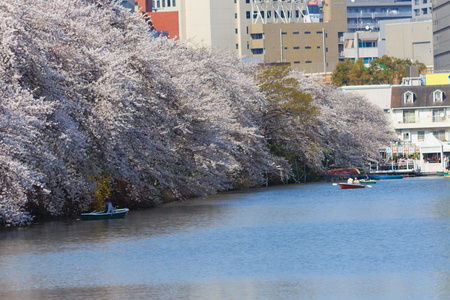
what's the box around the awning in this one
[420,135,443,154]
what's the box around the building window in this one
[306,61,312,63]
[403,91,415,103]
[162,0,165,7]
[433,90,444,102]
[433,130,446,141]
[433,109,445,122]
[305,31,311,34]
[422,8,427,14]
[415,0,420,4]
[235,28,238,34]
[251,33,263,39]
[251,48,264,55]
[235,13,238,19]
[293,46,300,49]
[246,0,250,3]
[403,110,415,123]
[418,131,425,142]
[305,46,311,49]
[316,31,323,34]
[294,61,300,64]
[247,42,249,49]
[236,43,239,49]
[402,132,410,141]
[246,11,250,19]
[293,31,299,34]
[414,9,420,16]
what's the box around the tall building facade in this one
[146,0,253,57]
[146,0,345,74]
[248,0,347,74]
[432,0,450,71]
[412,0,432,19]
[379,19,434,68]
[346,0,412,32]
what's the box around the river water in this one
[1,176,450,299]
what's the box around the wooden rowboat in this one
[81,208,129,221]
[360,179,376,184]
[369,175,403,180]
[339,183,365,189]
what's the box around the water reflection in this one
[1,177,450,299]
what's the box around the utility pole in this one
[280,29,283,62]
[323,28,326,74]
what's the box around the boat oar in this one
[332,183,338,185]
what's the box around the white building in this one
[340,82,450,173]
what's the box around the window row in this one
[403,90,445,103]
[403,130,446,142]
[153,0,175,8]
[402,109,447,124]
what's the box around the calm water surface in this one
[1,176,450,299]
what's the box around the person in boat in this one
[365,174,370,180]
[103,198,115,214]
[347,177,353,184]
[354,177,360,184]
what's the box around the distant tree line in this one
[0,0,395,226]
[332,56,427,86]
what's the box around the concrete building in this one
[143,0,347,74]
[432,0,450,71]
[248,0,347,74]
[342,31,379,66]
[412,0,432,19]
[346,0,412,33]
[378,19,434,68]
[143,0,253,57]
[338,85,392,112]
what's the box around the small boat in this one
[369,175,403,180]
[360,179,376,184]
[81,208,129,221]
[437,171,448,176]
[339,183,365,189]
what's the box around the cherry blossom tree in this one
[0,0,394,227]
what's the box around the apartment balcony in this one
[347,11,412,19]
[250,39,264,49]
[394,119,450,130]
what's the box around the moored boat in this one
[81,208,129,221]
[369,175,403,180]
[339,183,365,189]
[360,179,376,184]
